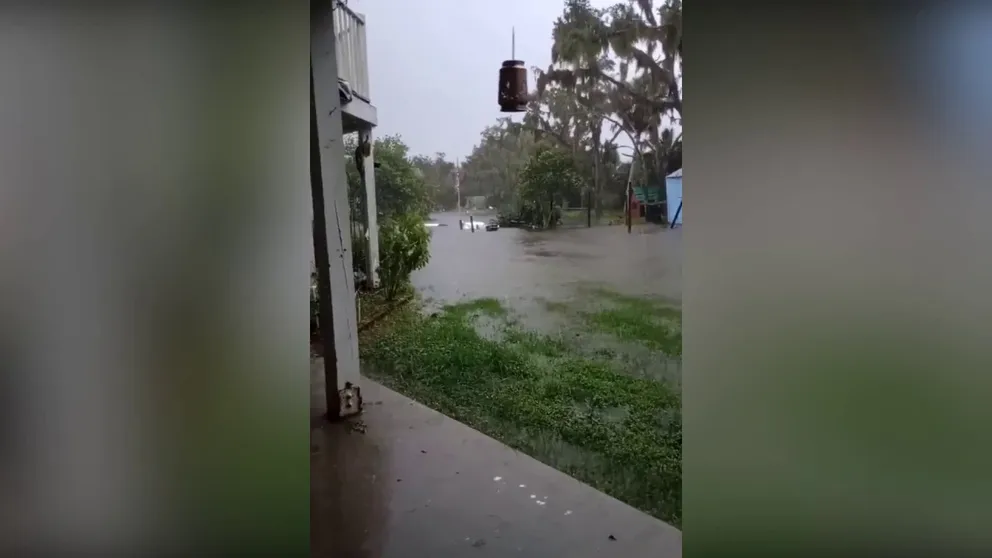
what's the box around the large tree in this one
[459,118,539,212]
[550,0,682,120]
[411,152,459,210]
[519,147,584,229]
[535,0,683,209]
[530,66,623,220]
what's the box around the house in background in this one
[631,184,665,224]
[666,168,682,226]
[465,195,487,211]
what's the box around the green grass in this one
[580,289,682,357]
[356,283,414,325]
[442,296,508,318]
[360,296,682,526]
[541,287,683,357]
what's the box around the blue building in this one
[666,168,682,226]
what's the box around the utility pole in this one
[587,187,592,228]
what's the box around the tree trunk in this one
[592,127,603,222]
[548,192,555,229]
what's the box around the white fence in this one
[334,1,370,101]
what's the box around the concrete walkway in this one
[311,361,682,557]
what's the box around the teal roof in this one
[633,186,663,203]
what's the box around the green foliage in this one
[342,134,434,281]
[361,298,682,526]
[519,148,583,229]
[575,289,683,356]
[525,0,682,215]
[350,226,369,280]
[345,134,433,222]
[410,152,459,210]
[460,118,540,211]
[377,212,431,300]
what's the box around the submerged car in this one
[458,219,485,231]
[485,219,499,232]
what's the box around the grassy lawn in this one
[359,289,682,526]
[356,283,415,328]
[571,287,682,357]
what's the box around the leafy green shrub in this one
[377,212,431,300]
[519,148,582,229]
[345,134,433,221]
[351,223,368,277]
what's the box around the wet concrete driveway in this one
[414,212,682,319]
[311,360,682,557]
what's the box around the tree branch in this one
[595,68,679,116]
[626,46,682,116]
[522,116,573,151]
[599,112,639,145]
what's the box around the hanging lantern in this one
[498,28,528,113]
[498,59,528,113]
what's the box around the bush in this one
[519,148,582,229]
[378,212,431,300]
[351,223,368,278]
[345,134,433,222]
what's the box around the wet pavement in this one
[311,359,683,557]
[414,212,682,325]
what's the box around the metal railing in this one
[334,1,370,102]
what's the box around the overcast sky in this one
[347,0,619,162]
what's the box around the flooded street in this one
[413,211,682,322]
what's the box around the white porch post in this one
[312,0,362,418]
[359,127,380,289]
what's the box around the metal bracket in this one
[338,382,363,417]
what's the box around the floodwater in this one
[414,211,682,320]
[414,212,683,386]
[311,221,685,557]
